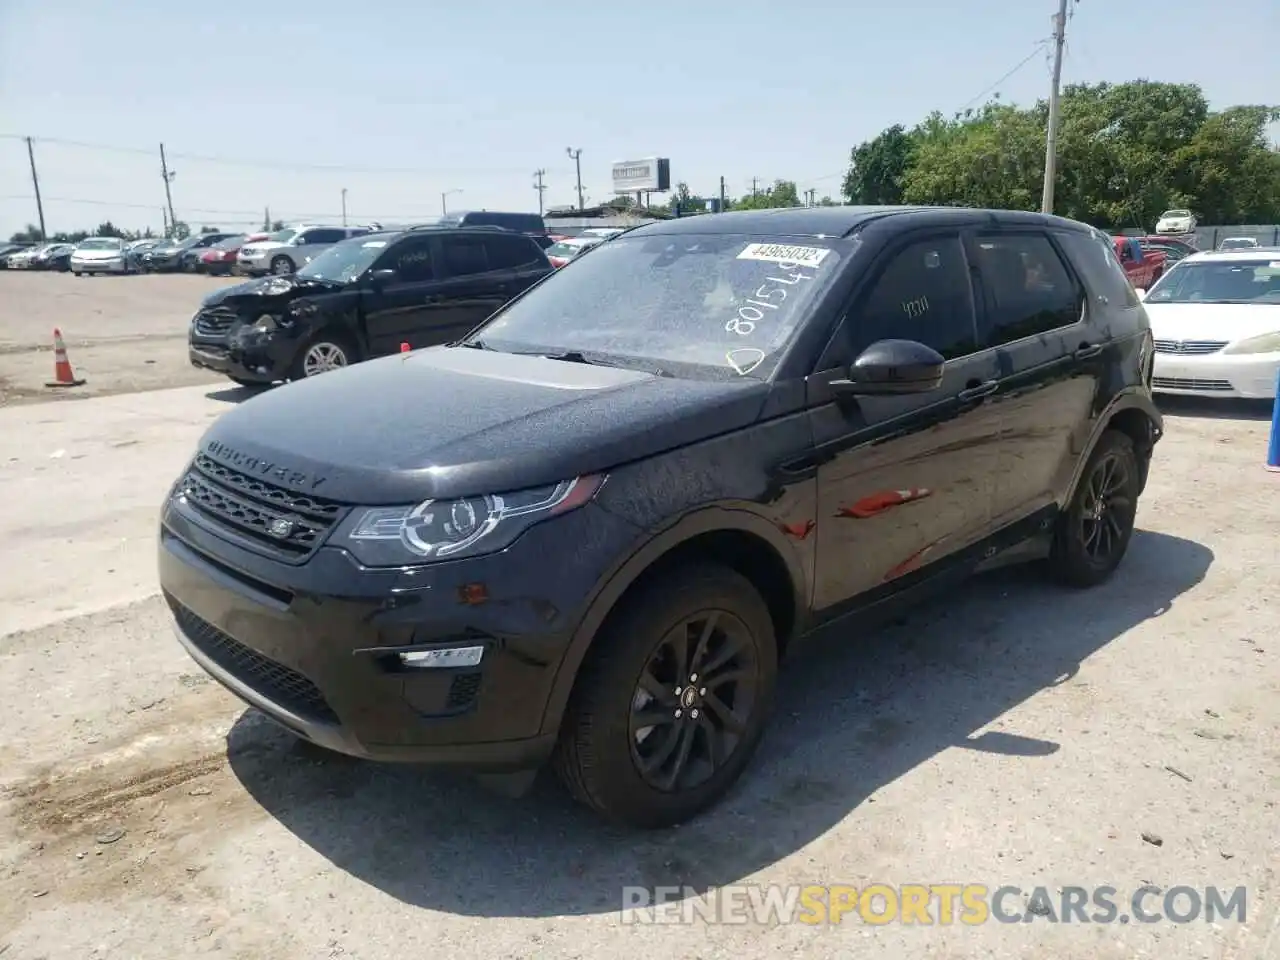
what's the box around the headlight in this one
[335,474,605,566]
[252,314,278,332]
[1222,331,1280,355]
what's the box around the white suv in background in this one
[237,224,372,276]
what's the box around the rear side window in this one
[442,235,490,277]
[484,234,545,270]
[304,228,347,244]
[852,234,979,360]
[1055,229,1140,309]
[970,232,1082,346]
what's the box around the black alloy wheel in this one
[554,563,777,829]
[1048,429,1140,587]
[628,609,760,794]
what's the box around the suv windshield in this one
[1145,259,1280,304]
[469,233,843,378]
[1162,210,1191,219]
[296,234,392,282]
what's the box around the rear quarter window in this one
[1054,229,1140,309]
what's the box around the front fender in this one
[537,503,809,738]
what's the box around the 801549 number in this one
[724,263,815,336]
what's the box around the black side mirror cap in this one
[831,338,946,396]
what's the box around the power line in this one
[957,39,1052,114]
[0,193,444,223]
[0,132,567,177]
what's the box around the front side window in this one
[388,237,435,282]
[851,235,977,360]
[970,232,1082,346]
[470,233,844,379]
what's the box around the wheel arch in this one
[539,506,807,737]
[1066,390,1163,504]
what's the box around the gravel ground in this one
[0,271,241,406]
[0,375,1276,958]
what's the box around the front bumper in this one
[189,331,296,383]
[1152,352,1280,399]
[144,255,184,272]
[73,258,127,273]
[158,485,635,769]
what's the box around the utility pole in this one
[159,143,177,236]
[24,136,46,241]
[751,177,759,198]
[263,206,270,231]
[719,175,726,212]
[532,168,547,217]
[1041,0,1070,215]
[566,147,584,211]
[341,188,348,226]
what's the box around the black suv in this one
[437,210,553,247]
[187,225,553,385]
[160,206,1162,828]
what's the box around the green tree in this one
[199,224,221,234]
[9,224,44,242]
[271,220,285,231]
[733,179,801,211]
[842,124,917,204]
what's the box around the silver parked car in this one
[236,224,372,276]
[70,236,130,275]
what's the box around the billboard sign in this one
[611,157,671,194]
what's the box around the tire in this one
[73,271,82,278]
[1047,430,1141,588]
[270,255,294,276]
[289,332,357,380]
[552,563,778,829]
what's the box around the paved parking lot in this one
[0,280,1277,959]
[0,272,241,406]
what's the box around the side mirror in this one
[831,339,946,396]
[369,268,398,288]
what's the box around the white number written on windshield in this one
[725,261,816,336]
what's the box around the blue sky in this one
[1,0,1277,238]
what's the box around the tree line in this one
[8,220,286,245]
[841,80,1280,229]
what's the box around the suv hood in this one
[200,273,341,309]
[1144,302,1280,342]
[197,347,769,504]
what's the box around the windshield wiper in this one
[457,338,493,350]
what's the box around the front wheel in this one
[553,563,778,828]
[290,333,357,379]
[270,255,294,276]
[1047,430,1141,588]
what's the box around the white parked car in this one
[1141,250,1280,399]
[70,236,130,275]
[5,243,52,269]
[237,224,371,277]
[1154,208,1197,235]
[1217,236,1259,251]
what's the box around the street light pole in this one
[341,188,348,226]
[566,147,584,211]
[441,188,462,216]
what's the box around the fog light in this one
[398,645,485,669]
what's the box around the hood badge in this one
[205,440,327,490]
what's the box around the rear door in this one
[431,233,513,333]
[964,228,1096,530]
[483,232,552,297]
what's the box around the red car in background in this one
[1111,235,1168,291]
[199,232,269,275]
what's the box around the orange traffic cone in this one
[400,342,411,353]
[45,328,86,387]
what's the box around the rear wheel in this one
[553,563,778,828]
[1047,430,1140,588]
[270,255,294,276]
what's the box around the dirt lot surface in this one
[0,272,241,406]
[1,283,1278,958]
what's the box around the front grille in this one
[194,305,240,337]
[1152,376,1234,392]
[168,597,337,724]
[1153,339,1227,355]
[179,452,346,558]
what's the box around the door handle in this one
[1074,342,1103,360]
[957,379,998,401]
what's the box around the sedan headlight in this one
[335,474,605,566]
[1222,331,1280,355]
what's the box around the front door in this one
[361,235,445,355]
[810,231,1006,615]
